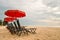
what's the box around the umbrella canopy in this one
[5,10,26,18]
[4,17,16,22]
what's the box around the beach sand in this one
[0,26,60,40]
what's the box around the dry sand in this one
[0,26,60,40]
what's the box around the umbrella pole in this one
[16,19,21,29]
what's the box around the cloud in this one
[34,19,60,26]
[42,0,60,7]
[0,0,60,26]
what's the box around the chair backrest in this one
[10,23,14,27]
[10,23,15,30]
[13,22,18,30]
[16,19,21,29]
[7,23,15,30]
[7,23,12,28]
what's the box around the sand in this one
[0,26,60,40]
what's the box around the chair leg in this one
[18,31,22,36]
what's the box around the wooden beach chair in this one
[6,23,16,34]
[16,19,37,36]
[6,19,37,36]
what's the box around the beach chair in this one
[16,19,37,36]
[6,19,37,36]
[6,23,16,34]
[28,28,36,34]
[14,19,29,36]
[13,21,22,35]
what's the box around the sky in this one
[0,0,60,27]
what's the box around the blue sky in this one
[0,0,60,27]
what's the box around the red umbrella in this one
[5,10,26,29]
[4,17,16,22]
[5,10,26,18]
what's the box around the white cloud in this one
[0,0,60,26]
[34,19,60,26]
[42,0,60,7]
[35,19,60,23]
[54,12,60,14]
